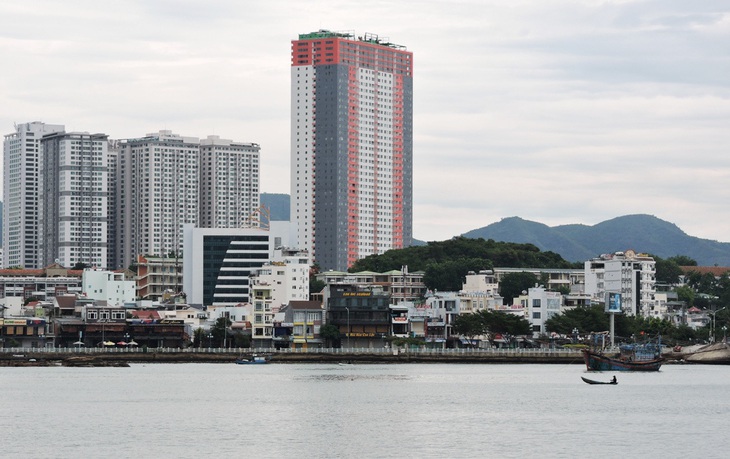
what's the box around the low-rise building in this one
[0,264,83,301]
[325,284,390,348]
[135,255,183,300]
[317,267,426,303]
[286,300,324,349]
[515,287,563,337]
[82,268,136,306]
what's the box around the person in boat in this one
[611,375,617,384]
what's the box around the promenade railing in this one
[0,346,583,357]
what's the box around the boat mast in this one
[610,313,615,348]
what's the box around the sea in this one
[2,362,729,459]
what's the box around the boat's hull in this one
[583,349,662,372]
[581,376,617,385]
[235,358,269,365]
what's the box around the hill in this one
[260,193,290,221]
[462,214,730,265]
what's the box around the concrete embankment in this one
[0,349,584,366]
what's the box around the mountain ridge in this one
[461,214,730,266]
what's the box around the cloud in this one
[1,0,729,248]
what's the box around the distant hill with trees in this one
[260,193,290,221]
[349,237,579,291]
[461,214,730,266]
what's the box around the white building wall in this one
[584,251,656,316]
[462,270,500,295]
[82,268,135,306]
[526,287,563,337]
[291,65,316,258]
[355,67,396,258]
[183,225,276,307]
[199,135,260,229]
[3,122,65,269]
[41,132,109,268]
[118,131,200,270]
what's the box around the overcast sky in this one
[2,0,729,243]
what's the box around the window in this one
[532,312,541,319]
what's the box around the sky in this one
[2,0,729,243]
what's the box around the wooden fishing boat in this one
[581,376,617,385]
[583,340,663,372]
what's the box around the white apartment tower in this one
[3,122,65,269]
[117,131,200,270]
[199,135,260,228]
[40,131,110,268]
[106,140,120,270]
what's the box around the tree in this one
[653,256,683,284]
[349,236,578,274]
[545,306,610,335]
[211,316,232,348]
[72,262,89,270]
[231,332,251,348]
[477,310,531,336]
[309,278,326,295]
[452,313,486,344]
[452,311,531,344]
[423,258,491,291]
[675,285,695,306]
[668,255,697,266]
[320,324,341,348]
[193,328,204,347]
[499,271,539,304]
[686,271,717,295]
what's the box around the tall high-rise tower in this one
[199,135,260,228]
[40,131,110,268]
[117,130,201,270]
[3,122,65,269]
[290,30,413,271]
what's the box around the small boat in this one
[235,354,270,365]
[581,376,617,385]
[583,340,663,372]
[338,361,354,366]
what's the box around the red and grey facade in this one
[290,30,413,271]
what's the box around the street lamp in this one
[345,307,350,349]
[710,307,726,343]
[208,333,213,348]
[723,326,728,342]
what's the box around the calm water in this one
[2,362,729,458]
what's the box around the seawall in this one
[0,348,585,366]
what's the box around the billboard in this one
[605,292,622,314]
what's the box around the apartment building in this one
[3,122,65,269]
[584,250,656,316]
[291,29,413,271]
[199,135,260,228]
[116,130,201,270]
[40,131,110,268]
